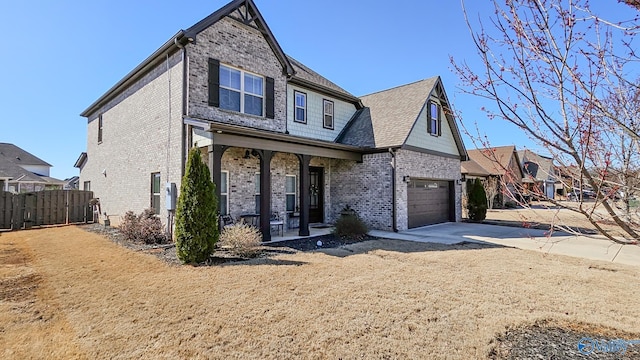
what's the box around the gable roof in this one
[0,143,51,167]
[335,108,376,148]
[466,146,522,177]
[0,160,46,183]
[353,77,467,158]
[286,56,361,105]
[518,150,555,182]
[81,0,294,118]
[461,158,491,177]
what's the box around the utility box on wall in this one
[166,182,177,210]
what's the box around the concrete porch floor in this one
[264,225,333,243]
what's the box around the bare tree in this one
[452,0,640,243]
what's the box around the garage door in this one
[407,179,452,228]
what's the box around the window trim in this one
[219,64,264,116]
[151,172,161,215]
[285,174,297,212]
[83,181,91,191]
[254,172,261,214]
[323,99,334,130]
[294,91,307,124]
[97,114,103,143]
[220,170,229,215]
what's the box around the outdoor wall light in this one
[403,176,411,183]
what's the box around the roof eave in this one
[289,76,363,108]
[80,30,187,118]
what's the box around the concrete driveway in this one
[369,222,640,266]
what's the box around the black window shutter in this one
[266,77,275,119]
[208,58,220,107]
[426,102,432,134]
[437,105,442,136]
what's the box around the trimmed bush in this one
[119,208,167,244]
[218,222,263,257]
[467,178,488,221]
[175,147,218,264]
[333,214,368,240]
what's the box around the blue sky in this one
[0,0,632,179]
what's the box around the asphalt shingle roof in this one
[335,108,376,148]
[466,146,518,176]
[360,77,439,148]
[0,143,51,167]
[461,158,491,176]
[287,56,357,100]
[518,150,555,182]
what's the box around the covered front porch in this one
[188,118,363,241]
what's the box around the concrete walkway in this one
[369,222,640,267]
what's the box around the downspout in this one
[174,36,188,178]
[390,148,398,232]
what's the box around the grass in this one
[1,226,639,359]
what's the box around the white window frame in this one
[285,175,297,212]
[294,91,307,123]
[151,172,161,215]
[429,102,439,136]
[220,170,229,215]
[255,172,261,214]
[323,99,334,130]
[219,64,264,116]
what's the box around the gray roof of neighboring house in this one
[0,161,46,182]
[360,77,439,148]
[518,150,555,182]
[0,143,51,167]
[461,158,491,177]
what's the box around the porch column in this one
[297,154,311,236]
[209,145,226,218]
[259,150,273,242]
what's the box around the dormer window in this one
[219,64,264,116]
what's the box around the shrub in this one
[175,147,218,264]
[218,222,263,257]
[119,208,167,244]
[333,214,368,240]
[467,178,488,221]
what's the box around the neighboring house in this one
[462,146,524,207]
[0,143,64,193]
[77,0,468,240]
[518,150,562,199]
[64,176,80,190]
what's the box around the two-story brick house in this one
[78,0,468,241]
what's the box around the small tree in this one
[175,147,218,264]
[467,178,488,222]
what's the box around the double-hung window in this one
[429,102,440,136]
[294,91,307,123]
[285,175,297,212]
[220,171,229,215]
[219,65,264,116]
[151,173,161,215]
[323,99,334,129]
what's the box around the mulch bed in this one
[489,320,640,359]
[80,224,373,266]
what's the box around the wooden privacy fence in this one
[0,190,94,230]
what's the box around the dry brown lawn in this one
[1,226,639,359]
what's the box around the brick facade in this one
[80,53,184,225]
[188,17,287,132]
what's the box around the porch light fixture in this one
[243,150,251,159]
[403,176,411,183]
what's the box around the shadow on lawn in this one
[318,239,507,258]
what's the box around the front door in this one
[309,167,324,223]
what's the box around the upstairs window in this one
[323,99,334,129]
[83,181,91,191]
[428,102,441,136]
[219,65,264,116]
[98,114,103,143]
[294,91,307,123]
